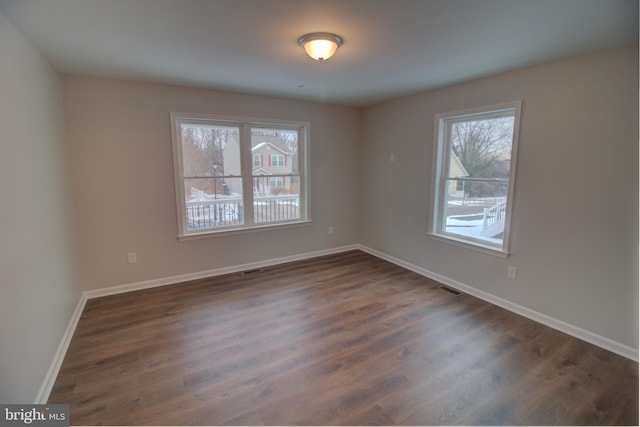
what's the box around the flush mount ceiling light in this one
[298,32,343,61]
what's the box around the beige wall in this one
[62,76,361,291]
[0,14,82,402]
[360,45,639,349]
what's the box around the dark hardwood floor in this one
[48,250,638,425]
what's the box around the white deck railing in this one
[253,195,300,224]
[186,195,299,229]
[482,200,506,236]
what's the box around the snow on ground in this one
[446,217,501,245]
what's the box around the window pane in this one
[251,128,298,176]
[448,116,514,179]
[184,177,243,230]
[253,176,300,224]
[180,123,240,177]
[443,180,508,247]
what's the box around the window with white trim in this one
[171,113,309,237]
[269,176,284,187]
[429,101,521,254]
[271,154,284,167]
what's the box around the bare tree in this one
[181,126,213,177]
[181,125,233,176]
[450,117,513,179]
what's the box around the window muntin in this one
[171,113,308,237]
[430,102,521,254]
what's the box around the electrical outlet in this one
[507,266,517,280]
[127,252,137,264]
[389,152,396,163]
[328,226,334,235]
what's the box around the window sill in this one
[178,220,312,241]
[427,232,510,258]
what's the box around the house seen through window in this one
[430,101,521,254]
[171,113,308,237]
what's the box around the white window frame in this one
[253,154,261,167]
[428,101,522,257]
[170,112,310,239]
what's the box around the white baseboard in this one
[34,292,87,404]
[84,244,360,300]
[357,244,638,362]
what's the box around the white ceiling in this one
[0,0,637,107]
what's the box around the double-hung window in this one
[271,154,285,167]
[170,112,309,238]
[429,101,521,255]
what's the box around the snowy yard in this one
[445,196,506,245]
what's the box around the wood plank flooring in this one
[48,250,638,425]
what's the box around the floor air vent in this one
[438,285,462,296]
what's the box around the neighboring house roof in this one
[253,167,272,175]
[450,152,469,177]
[252,136,292,155]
